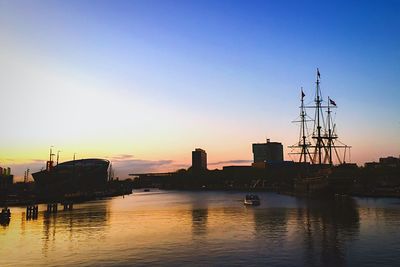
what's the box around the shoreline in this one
[3,186,400,208]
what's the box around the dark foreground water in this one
[1,190,400,266]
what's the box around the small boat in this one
[244,194,260,206]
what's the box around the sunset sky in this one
[1,0,399,180]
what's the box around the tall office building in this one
[192,148,207,171]
[252,139,283,163]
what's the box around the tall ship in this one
[288,69,354,196]
[32,148,112,195]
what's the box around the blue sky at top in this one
[0,0,399,178]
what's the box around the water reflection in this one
[42,202,109,234]
[297,198,359,266]
[192,209,208,236]
[5,192,400,267]
[249,197,360,266]
[37,202,110,257]
[252,208,289,237]
[186,192,211,237]
[0,219,10,227]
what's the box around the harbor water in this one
[1,190,400,266]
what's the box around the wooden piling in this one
[62,202,73,210]
[46,203,58,213]
[26,205,38,220]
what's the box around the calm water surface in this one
[1,190,400,266]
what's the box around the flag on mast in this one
[329,98,337,106]
[317,68,321,79]
[301,88,305,99]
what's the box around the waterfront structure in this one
[365,156,400,168]
[32,158,111,193]
[32,148,112,195]
[379,156,400,167]
[192,148,207,171]
[252,139,283,164]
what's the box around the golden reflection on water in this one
[1,191,400,266]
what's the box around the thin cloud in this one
[30,159,46,163]
[108,154,135,161]
[208,160,252,166]
[111,158,187,178]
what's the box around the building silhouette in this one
[252,139,283,164]
[0,167,13,191]
[379,156,400,167]
[192,148,207,171]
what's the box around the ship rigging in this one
[289,69,351,165]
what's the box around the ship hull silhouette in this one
[288,69,353,196]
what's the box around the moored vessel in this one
[244,194,260,206]
[287,69,353,196]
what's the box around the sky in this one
[0,0,399,181]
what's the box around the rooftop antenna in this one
[47,146,55,171]
[57,150,61,165]
[49,146,55,162]
[24,168,30,183]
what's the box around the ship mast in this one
[290,69,351,165]
[313,68,324,165]
[327,97,333,165]
[300,88,310,163]
[288,88,313,163]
